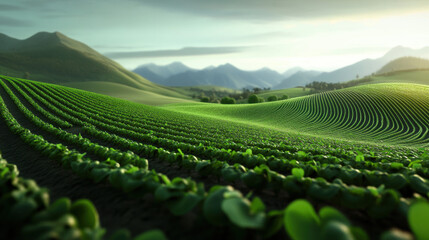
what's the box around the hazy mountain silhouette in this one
[276,46,429,88]
[158,63,284,89]
[282,66,305,78]
[313,46,429,83]
[133,62,194,85]
[274,70,322,89]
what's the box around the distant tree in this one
[267,95,278,102]
[248,94,259,103]
[253,87,262,94]
[356,74,359,79]
[23,72,30,79]
[221,97,236,104]
[200,97,210,102]
[258,97,264,103]
[280,95,289,100]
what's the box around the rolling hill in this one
[377,57,429,74]
[164,83,429,146]
[369,69,429,86]
[0,32,190,105]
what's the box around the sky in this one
[1,0,429,72]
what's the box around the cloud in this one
[0,16,31,27]
[134,0,429,21]
[0,4,24,11]
[105,46,248,59]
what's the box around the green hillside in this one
[370,69,429,85]
[62,81,194,106]
[377,57,429,74]
[164,83,429,147]
[0,32,190,104]
[1,75,429,239]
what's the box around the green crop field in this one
[1,75,429,240]
[165,83,429,147]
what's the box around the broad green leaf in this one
[245,149,253,155]
[168,193,202,216]
[9,199,38,223]
[319,207,350,226]
[203,186,233,226]
[321,221,354,240]
[408,201,429,240]
[221,197,266,229]
[297,151,307,158]
[350,227,370,240]
[292,168,304,179]
[70,199,99,229]
[284,199,320,240]
[134,230,168,240]
[32,197,71,222]
[250,197,265,214]
[355,152,364,162]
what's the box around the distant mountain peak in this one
[383,45,413,59]
[218,63,238,70]
[27,31,65,42]
[168,61,188,67]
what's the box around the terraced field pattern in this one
[1,75,429,240]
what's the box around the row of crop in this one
[79,112,429,185]
[0,79,148,169]
[81,124,429,220]
[9,78,86,127]
[1,78,72,129]
[0,155,166,240]
[275,87,429,145]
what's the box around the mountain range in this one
[134,63,284,89]
[134,46,429,90]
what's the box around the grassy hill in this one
[62,81,193,106]
[367,70,429,86]
[377,57,429,74]
[0,32,190,105]
[164,83,429,147]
